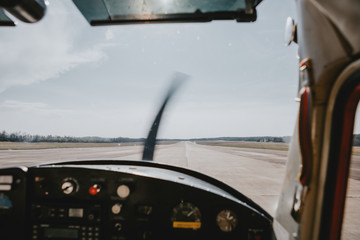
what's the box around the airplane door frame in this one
[318,61,360,239]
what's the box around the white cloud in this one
[0,1,108,92]
[105,28,115,40]
[0,100,74,115]
[0,100,48,110]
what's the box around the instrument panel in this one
[0,162,273,240]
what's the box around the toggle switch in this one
[89,184,101,196]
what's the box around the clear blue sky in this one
[0,0,302,139]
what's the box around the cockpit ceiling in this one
[72,0,262,26]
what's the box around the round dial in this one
[216,210,238,232]
[111,203,122,215]
[117,184,130,199]
[61,178,78,195]
[171,201,202,230]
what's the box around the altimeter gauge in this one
[216,209,238,232]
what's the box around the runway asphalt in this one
[0,141,358,238]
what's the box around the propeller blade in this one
[142,72,188,161]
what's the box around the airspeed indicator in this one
[171,201,202,230]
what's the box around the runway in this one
[0,142,286,214]
[0,141,358,238]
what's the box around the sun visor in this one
[72,0,262,26]
[0,8,15,26]
[0,0,47,24]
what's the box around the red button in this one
[89,184,100,195]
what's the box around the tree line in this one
[353,134,360,146]
[0,131,288,144]
[0,131,143,143]
[1,130,360,146]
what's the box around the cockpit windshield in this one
[0,0,297,217]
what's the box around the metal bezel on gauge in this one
[61,177,79,195]
[216,209,238,233]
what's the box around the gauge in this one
[61,178,79,195]
[171,201,202,230]
[61,181,74,194]
[117,184,130,199]
[216,210,238,232]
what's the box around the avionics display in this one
[43,228,78,239]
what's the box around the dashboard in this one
[0,160,273,240]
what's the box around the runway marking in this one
[184,142,189,168]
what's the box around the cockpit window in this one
[0,0,297,218]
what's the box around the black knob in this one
[114,222,122,232]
